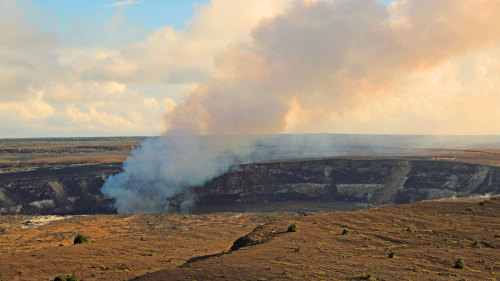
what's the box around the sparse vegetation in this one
[479,201,485,206]
[73,234,89,244]
[412,263,420,272]
[360,265,377,280]
[406,224,416,232]
[387,251,396,258]
[287,222,298,232]
[454,257,466,269]
[438,271,458,277]
[360,272,376,280]
[342,228,352,235]
[465,207,475,212]
[53,275,79,281]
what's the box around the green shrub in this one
[454,257,466,269]
[53,275,79,281]
[73,234,89,244]
[479,201,485,206]
[342,228,352,235]
[406,224,416,232]
[388,251,396,258]
[287,223,298,232]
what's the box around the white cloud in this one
[2,0,500,137]
[78,0,292,84]
[105,0,143,8]
[0,91,54,121]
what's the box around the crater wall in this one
[1,158,499,215]
[176,159,500,211]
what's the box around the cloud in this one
[2,0,500,137]
[0,2,62,102]
[105,0,143,8]
[0,91,54,121]
[162,0,500,136]
[80,0,292,84]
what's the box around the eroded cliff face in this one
[175,159,500,212]
[1,158,499,215]
[0,164,120,215]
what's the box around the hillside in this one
[0,196,498,280]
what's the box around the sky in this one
[1,0,499,137]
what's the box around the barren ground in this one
[0,197,498,281]
[0,139,499,280]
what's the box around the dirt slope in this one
[137,197,500,281]
[0,197,498,281]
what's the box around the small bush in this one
[73,234,89,244]
[465,207,475,212]
[54,275,79,281]
[412,263,419,272]
[360,272,376,280]
[388,251,396,258]
[454,257,466,269]
[472,241,481,248]
[360,265,377,281]
[406,224,416,232]
[287,223,298,232]
[342,228,352,235]
[479,201,485,206]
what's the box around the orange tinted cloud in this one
[164,0,500,135]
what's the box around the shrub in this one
[360,265,377,280]
[472,241,481,248]
[287,223,298,232]
[54,275,79,281]
[73,234,89,244]
[388,251,396,258]
[360,272,376,280]
[454,257,466,269]
[406,224,416,232]
[479,201,485,206]
[342,228,352,235]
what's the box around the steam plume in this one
[102,0,500,213]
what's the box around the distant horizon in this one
[2,132,500,140]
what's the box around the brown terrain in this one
[0,197,498,280]
[0,137,499,280]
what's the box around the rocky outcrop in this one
[0,164,120,215]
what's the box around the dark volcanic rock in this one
[0,164,120,215]
[178,159,500,212]
[1,157,500,215]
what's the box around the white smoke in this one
[101,0,500,214]
[101,135,255,214]
[100,134,342,213]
